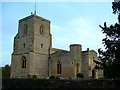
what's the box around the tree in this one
[98,1,120,78]
[0,67,2,78]
[2,64,10,78]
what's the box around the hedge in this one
[2,78,120,89]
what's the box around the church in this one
[11,13,103,79]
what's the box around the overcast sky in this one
[1,1,118,66]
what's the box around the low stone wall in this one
[2,78,120,89]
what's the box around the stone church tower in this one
[11,14,52,78]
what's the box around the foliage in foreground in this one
[76,73,84,79]
[2,78,120,89]
[95,1,120,78]
[2,64,10,78]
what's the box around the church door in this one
[92,68,96,78]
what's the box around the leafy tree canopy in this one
[98,1,120,78]
[2,64,10,78]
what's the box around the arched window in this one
[21,56,27,68]
[24,24,28,35]
[76,63,79,74]
[57,61,62,74]
[40,25,43,35]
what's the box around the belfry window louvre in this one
[40,25,43,35]
[24,24,28,35]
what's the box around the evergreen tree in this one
[98,1,120,78]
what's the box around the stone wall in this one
[51,50,75,79]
